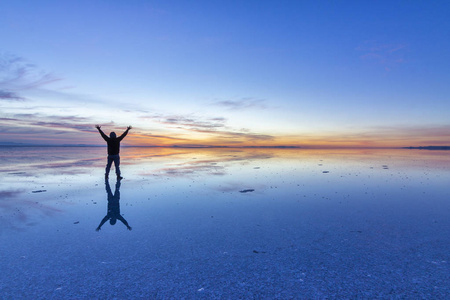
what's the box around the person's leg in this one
[114,155,121,178]
[105,156,113,178]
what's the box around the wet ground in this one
[1,147,449,298]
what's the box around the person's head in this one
[110,132,116,138]
[110,218,117,225]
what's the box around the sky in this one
[1,0,449,148]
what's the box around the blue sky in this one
[1,0,449,147]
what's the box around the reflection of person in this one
[95,125,132,180]
[96,179,132,231]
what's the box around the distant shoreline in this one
[1,144,449,150]
[0,144,402,149]
[403,146,450,150]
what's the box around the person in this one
[96,179,132,231]
[95,125,132,180]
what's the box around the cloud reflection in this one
[147,150,274,178]
[0,189,62,231]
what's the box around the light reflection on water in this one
[0,147,449,298]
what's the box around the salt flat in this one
[0,147,449,298]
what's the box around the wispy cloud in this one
[369,125,450,145]
[212,98,268,110]
[0,90,24,101]
[284,125,450,148]
[356,41,407,71]
[4,108,448,147]
[0,112,107,145]
[1,113,98,133]
[0,54,61,101]
[161,115,226,130]
[191,128,273,142]
[127,131,190,146]
[1,111,195,146]
[144,113,274,143]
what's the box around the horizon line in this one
[1,143,448,150]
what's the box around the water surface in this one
[1,147,449,298]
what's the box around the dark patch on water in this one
[31,190,47,193]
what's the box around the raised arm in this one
[117,126,132,141]
[95,125,109,142]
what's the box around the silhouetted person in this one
[96,179,132,231]
[95,125,132,180]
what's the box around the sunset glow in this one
[1,1,449,148]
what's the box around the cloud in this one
[124,131,192,146]
[371,125,450,145]
[0,54,61,101]
[131,131,189,142]
[159,115,227,130]
[149,113,274,142]
[1,110,197,146]
[212,98,268,110]
[1,113,98,133]
[356,41,407,70]
[0,90,25,101]
[190,128,274,142]
[285,125,450,148]
[0,112,108,146]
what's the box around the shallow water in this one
[0,146,449,298]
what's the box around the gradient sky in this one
[1,1,449,147]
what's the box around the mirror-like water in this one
[1,147,449,298]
